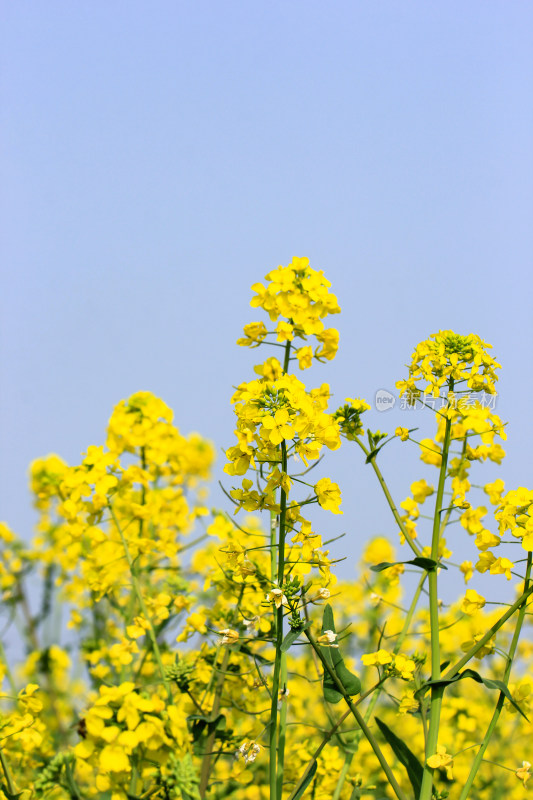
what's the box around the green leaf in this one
[321,605,361,704]
[322,648,342,704]
[292,759,318,800]
[281,622,311,653]
[322,604,335,632]
[375,717,424,798]
[410,557,447,571]
[321,605,342,704]
[0,788,25,800]
[370,558,447,573]
[369,561,402,573]
[333,658,361,697]
[365,446,384,463]
[189,713,226,742]
[417,669,529,721]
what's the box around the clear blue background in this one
[2,1,532,597]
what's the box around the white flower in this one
[245,743,261,764]
[266,585,287,608]
[310,587,331,603]
[317,629,339,648]
[235,741,261,765]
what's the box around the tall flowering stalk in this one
[395,333,502,800]
[225,257,344,799]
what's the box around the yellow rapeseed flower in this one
[314,478,342,515]
[427,745,454,780]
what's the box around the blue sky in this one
[2,1,532,596]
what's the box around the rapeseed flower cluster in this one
[74,682,190,796]
[238,256,340,367]
[396,330,501,402]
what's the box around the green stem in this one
[108,504,172,702]
[278,440,288,588]
[355,438,422,558]
[0,747,16,796]
[269,440,288,800]
[269,339,292,800]
[282,339,292,374]
[331,753,352,800]
[457,552,532,800]
[419,381,453,800]
[64,757,83,799]
[349,784,362,800]
[199,646,231,798]
[305,630,409,800]
[276,654,288,798]
[270,509,277,586]
[129,759,140,796]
